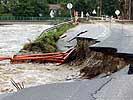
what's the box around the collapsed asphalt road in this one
[57,23,109,51]
[1,22,133,100]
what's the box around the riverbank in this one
[21,23,75,54]
[0,19,69,26]
[0,21,50,25]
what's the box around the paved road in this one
[57,23,109,51]
[0,78,112,100]
[90,23,133,56]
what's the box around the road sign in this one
[115,10,120,16]
[67,3,73,9]
[50,10,54,18]
[92,9,96,15]
[67,3,73,19]
[86,12,89,17]
[86,12,89,20]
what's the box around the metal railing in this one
[0,16,70,21]
[38,20,72,38]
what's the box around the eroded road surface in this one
[57,23,109,51]
[0,22,133,100]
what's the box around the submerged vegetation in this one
[22,24,75,53]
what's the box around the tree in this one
[72,0,98,15]
[47,0,70,4]
[0,0,124,18]
[0,0,10,14]
[12,0,49,17]
[102,0,119,16]
[0,2,4,14]
[47,0,57,4]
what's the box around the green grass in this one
[22,24,75,53]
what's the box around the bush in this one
[22,23,75,53]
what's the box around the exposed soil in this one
[73,38,128,79]
[80,51,127,79]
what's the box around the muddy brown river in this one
[0,24,80,94]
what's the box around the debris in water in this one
[11,78,24,91]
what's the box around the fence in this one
[0,16,70,21]
[38,20,72,38]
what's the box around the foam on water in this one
[0,24,80,94]
[0,24,52,56]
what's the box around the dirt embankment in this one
[20,23,75,54]
[74,38,127,79]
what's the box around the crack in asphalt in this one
[91,77,112,100]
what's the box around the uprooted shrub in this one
[21,24,75,53]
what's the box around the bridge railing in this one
[38,20,73,38]
[0,16,70,21]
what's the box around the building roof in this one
[48,4,62,10]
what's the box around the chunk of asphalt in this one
[68,30,88,42]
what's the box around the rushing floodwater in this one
[0,24,80,94]
[0,24,52,56]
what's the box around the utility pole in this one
[99,0,102,17]
[129,0,131,20]
[131,0,133,20]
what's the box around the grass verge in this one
[21,23,75,53]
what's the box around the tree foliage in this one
[0,0,48,16]
[0,0,125,17]
[12,0,48,17]
[72,0,98,15]
[102,0,120,16]
[0,3,4,14]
